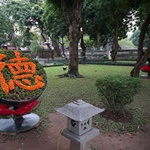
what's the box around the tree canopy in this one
[0,6,14,47]
[130,29,149,48]
[0,0,149,77]
[44,0,84,77]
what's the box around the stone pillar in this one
[70,141,90,150]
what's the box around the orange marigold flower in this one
[8,79,15,90]
[22,79,31,85]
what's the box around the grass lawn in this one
[34,64,150,133]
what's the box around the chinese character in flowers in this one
[0,51,45,94]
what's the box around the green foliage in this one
[93,109,148,133]
[45,0,61,8]
[30,39,45,55]
[2,0,46,47]
[84,0,131,46]
[33,65,150,132]
[46,0,77,9]
[0,8,13,46]
[130,29,149,47]
[119,38,136,48]
[95,75,142,112]
[42,3,68,38]
[83,0,110,44]
[84,36,95,49]
[90,145,97,150]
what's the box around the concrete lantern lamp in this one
[55,99,104,150]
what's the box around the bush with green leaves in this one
[95,75,142,112]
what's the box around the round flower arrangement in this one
[0,50,47,104]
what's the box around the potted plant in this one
[0,50,47,132]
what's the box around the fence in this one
[21,48,138,61]
[115,49,138,60]
[80,49,138,61]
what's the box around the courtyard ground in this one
[0,112,150,150]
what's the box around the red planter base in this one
[0,100,39,116]
[141,65,150,73]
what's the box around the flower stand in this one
[141,64,150,78]
[0,50,47,133]
[0,100,40,133]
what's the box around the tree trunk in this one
[59,37,67,59]
[130,39,150,77]
[148,52,150,76]
[51,36,61,57]
[80,28,86,63]
[61,0,84,77]
[96,32,101,50]
[111,14,119,62]
[130,12,150,77]
[40,27,54,60]
[68,25,79,76]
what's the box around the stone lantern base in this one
[62,127,99,150]
[70,141,91,150]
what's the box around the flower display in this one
[0,50,47,101]
[141,64,150,72]
[0,100,39,116]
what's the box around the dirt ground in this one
[0,112,150,150]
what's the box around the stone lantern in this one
[55,99,104,150]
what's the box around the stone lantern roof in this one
[55,99,104,121]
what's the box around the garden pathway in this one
[0,112,150,150]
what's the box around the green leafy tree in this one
[45,0,84,77]
[3,0,54,57]
[42,2,68,57]
[2,1,35,47]
[130,29,149,47]
[130,0,150,77]
[30,39,45,56]
[100,0,133,61]
[0,0,8,5]
[0,8,14,47]
[83,0,110,50]
[84,0,133,61]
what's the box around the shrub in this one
[95,75,142,112]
